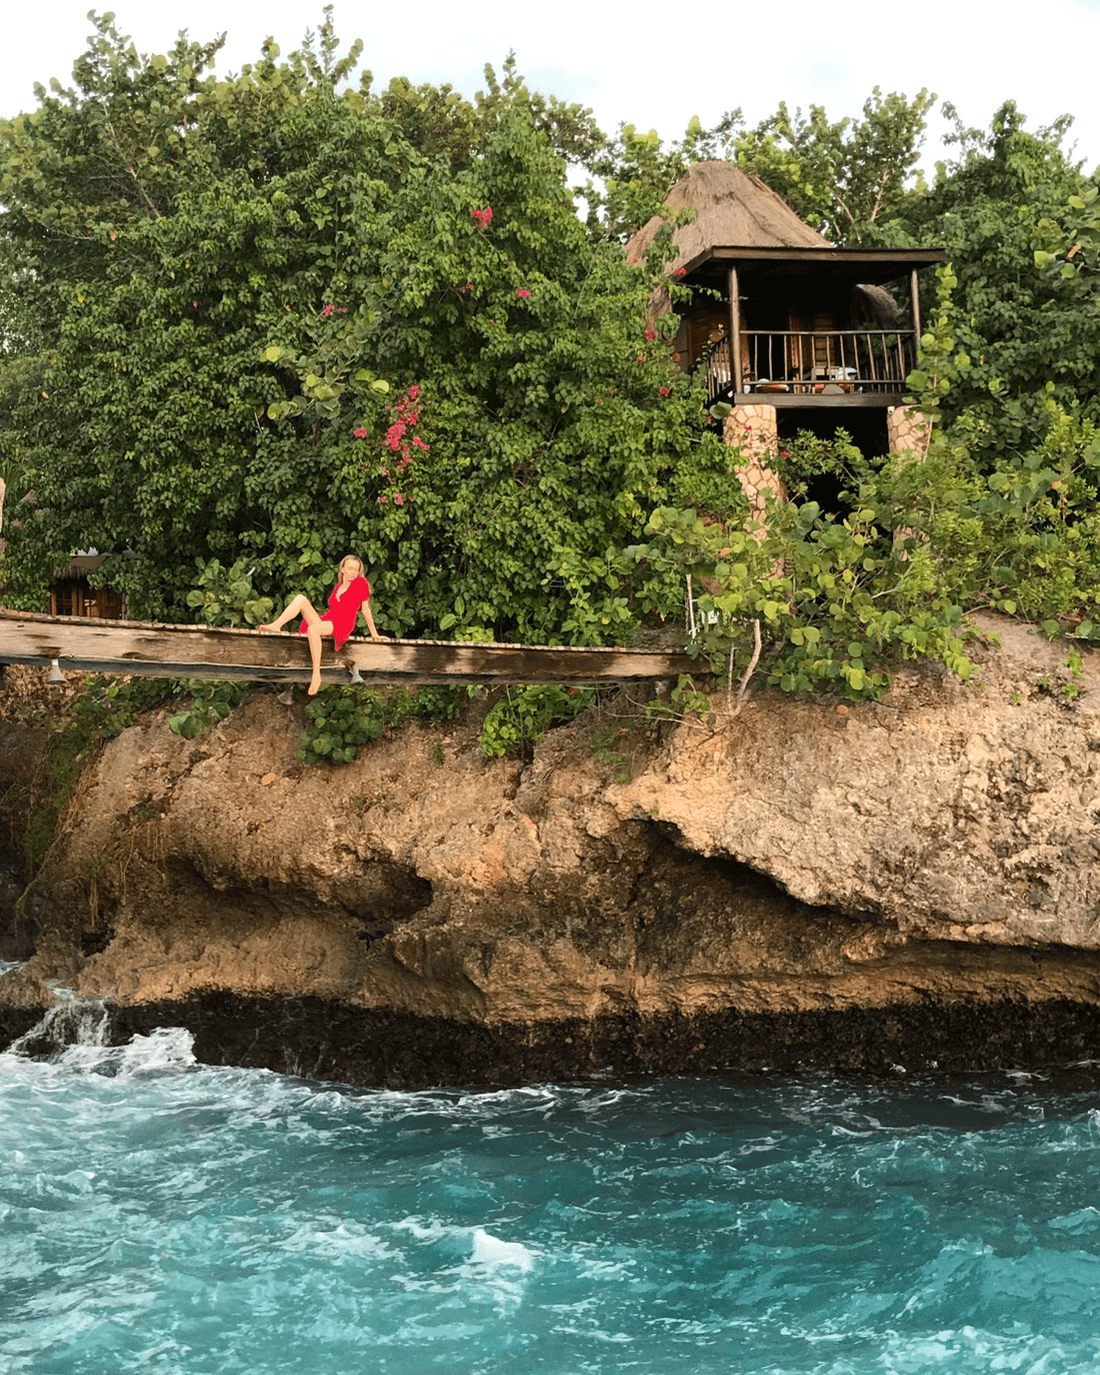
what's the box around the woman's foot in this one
[256,623,279,633]
[307,674,323,696]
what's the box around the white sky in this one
[3,0,1099,178]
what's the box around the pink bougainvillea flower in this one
[377,495,389,504]
[352,427,367,439]
[320,303,335,317]
[515,288,531,299]
[780,449,789,458]
[407,384,420,400]
[658,386,670,397]
[385,421,406,450]
[636,354,645,363]
[672,266,685,276]
[643,328,656,340]
[412,436,429,450]
[672,352,680,362]
[469,206,493,228]
[394,493,405,506]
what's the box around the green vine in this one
[298,685,466,765]
[166,680,251,740]
[479,684,599,759]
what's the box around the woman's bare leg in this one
[258,594,317,634]
[257,596,332,694]
[305,619,331,695]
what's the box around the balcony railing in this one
[699,330,917,404]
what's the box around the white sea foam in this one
[469,1227,534,1271]
[5,990,109,1059]
[113,1026,196,1074]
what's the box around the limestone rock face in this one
[609,614,1100,956]
[3,612,1100,1082]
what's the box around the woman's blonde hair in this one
[337,554,363,578]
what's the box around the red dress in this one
[298,575,370,652]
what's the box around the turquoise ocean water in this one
[4,986,1100,1373]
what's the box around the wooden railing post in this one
[728,266,743,395]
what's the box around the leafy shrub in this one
[298,685,466,765]
[479,684,598,759]
[186,558,274,629]
[166,680,252,739]
[70,677,177,741]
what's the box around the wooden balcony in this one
[700,330,917,408]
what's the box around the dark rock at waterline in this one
[47,994,1099,1087]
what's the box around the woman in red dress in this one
[259,555,383,695]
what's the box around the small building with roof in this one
[624,161,945,502]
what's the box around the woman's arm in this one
[361,595,384,641]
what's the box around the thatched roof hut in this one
[623,160,829,269]
[625,160,943,414]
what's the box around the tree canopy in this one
[0,11,719,638]
[4,13,1100,700]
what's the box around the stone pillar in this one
[723,404,787,540]
[887,404,932,459]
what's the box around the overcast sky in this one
[3,0,1098,178]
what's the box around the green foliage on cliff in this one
[0,12,717,644]
[298,684,465,764]
[4,17,1100,708]
[897,102,1100,465]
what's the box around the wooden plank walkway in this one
[0,609,697,688]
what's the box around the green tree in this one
[0,13,718,639]
[726,88,936,246]
[378,52,603,174]
[584,115,729,240]
[899,101,1100,464]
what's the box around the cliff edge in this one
[3,613,1100,1085]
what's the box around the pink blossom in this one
[394,493,405,506]
[352,427,367,439]
[643,329,656,340]
[470,206,493,228]
[672,267,685,277]
[385,421,406,450]
[320,303,335,318]
[408,384,420,400]
[658,386,670,397]
[377,495,389,504]
[412,436,429,450]
[515,288,531,299]
[636,354,645,364]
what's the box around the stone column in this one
[723,404,787,539]
[887,404,932,459]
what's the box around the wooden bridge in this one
[0,610,698,689]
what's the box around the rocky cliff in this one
[3,613,1100,1086]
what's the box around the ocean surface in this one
[4,984,1100,1373]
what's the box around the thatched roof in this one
[623,160,829,270]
